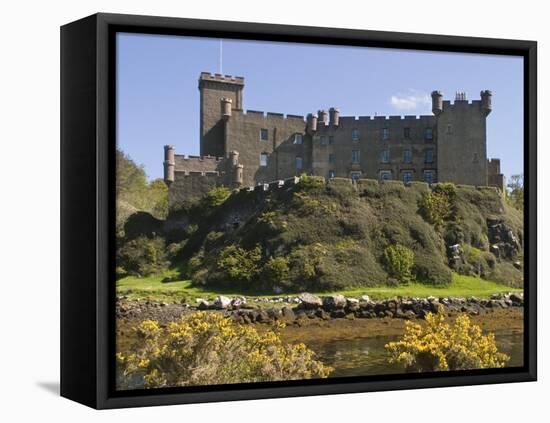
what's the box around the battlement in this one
[332,114,434,123]
[174,154,224,161]
[199,72,244,85]
[241,110,305,121]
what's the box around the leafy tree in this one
[507,173,524,212]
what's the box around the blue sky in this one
[117,33,524,181]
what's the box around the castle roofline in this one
[199,71,244,85]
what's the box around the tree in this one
[507,173,524,212]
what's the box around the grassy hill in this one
[118,176,523,294]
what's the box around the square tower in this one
[198,72,244,157]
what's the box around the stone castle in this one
[163,71,505,207]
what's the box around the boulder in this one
[281,306,295,320]
[322,294,347,311]
[298,292,323,309]
[196,299,210,310]
[213,295,232,310]
[230,296,246,309]
[360,295,371,303]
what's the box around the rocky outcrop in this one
[487,217,521,259]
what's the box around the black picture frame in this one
[60,12,537,409]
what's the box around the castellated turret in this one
[306,113,318,134]
[163,145,175,185]
[431,90,443,115]
[221,97,232,120]
[480,90,492,116]
[318,110,328,125]
[329,107,340,127]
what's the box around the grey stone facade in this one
[164,72,505,208]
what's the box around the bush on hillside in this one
[383,244,415,284]
[419,183,457,229]
[216,244,262,284]
[116,235,169,278]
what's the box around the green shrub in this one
[296,174,325,191]
[413,251,453,285]
[116,236,169,277]
[419,183,457,229]
[262,256,290,289]
[383,244,414,284]
[217,244,262,283]
[202,186,232,208]
[117,312,332,389]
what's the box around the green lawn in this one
[116,271,522,304]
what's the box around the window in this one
[446,124,453,135]
[403,149,412,164]
[425,127,433,140]
[350,172,361,181]
[380,170,391,181]
[425,148,434,163]
[328,153,335,163]
[329,136,335,145]
[320,135,329,145]
[295,156,303,170]
[404,127,411,139]
[328,170,336,178]
[424,170,435,184]
[352,128,360,141]
[260,153,268,167]
[403,171,413,183]
[382,127,389,140]
[260,128,268,141]
[380,149,390,164]
[351,150,360,164]
[293,133,303,144]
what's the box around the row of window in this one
[352,149,434,164]
[261,128,436,143]
[259,149,434,168]
[345,170,436,184]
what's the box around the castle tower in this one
[198,72,244,157]
[431,91,443,115]
[306,113,318,134]
[163,145,175,185]
[434,91,490,186]
[329,107,340,127]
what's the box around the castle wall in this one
[487,158,505,191]
[311,115,437,182]
[224,110,308,186]
[169,171,220,208]
[436,100,488,186]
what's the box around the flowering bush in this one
[117,312,332,389]
[385,305,509,371]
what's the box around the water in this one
[307,331,524,378]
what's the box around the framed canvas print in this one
[60,13,537,409]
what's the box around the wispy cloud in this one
[390,90,430,111]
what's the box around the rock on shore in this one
[116,292,524,324]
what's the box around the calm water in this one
[307,331,524,378]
